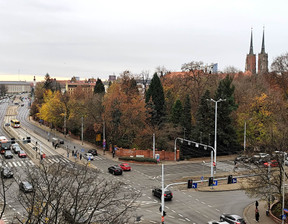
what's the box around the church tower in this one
[258,28,268,74]
[245,29,256,74]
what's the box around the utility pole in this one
[207,98,226,174]
[282,153,286,224]
[153,133,155,159]
[161,164,165,224]
[244,121,246,151]
[103,120,106,155]
[64,112,66,136]
[81,116,83,145]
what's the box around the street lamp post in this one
[282,153,286,224]
[207,98,226,174]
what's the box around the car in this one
[1,167,13,178]
[11,143,20,150]
[59,139,64,144]
[263,159,279,167]
[19,181,33,193]
[84,153,94,161]
[13,145,21,154]
[4,150,13,159]
[4,123,10,127]
[220,214,246,224]
[108,165,123,175]
[208,221,229,224]
[119,163,131,171]
[152,188,173,201]
[18,150,27,158]
[21,104,24,107]
[88,149,98,156]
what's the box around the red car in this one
[264,160,279,167]
[18,150,27,158]
[119,163,131,171]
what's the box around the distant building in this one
[245,28,268,75]
[0,81,32,94]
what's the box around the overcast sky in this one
[0,0,287,82]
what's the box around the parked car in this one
[18,150,27,158]
[88,149,98,156]
[208,221,229,224]
[152,188,173,201]
[119,163,131,171]
[84,153,94,161]
[220,214,246,224]
[4,123,10,127]
[4,150,13,159]
[108,165,123,175]
[59,139,64,144]
[1,167,13,178]
[11,143,20,150]
[252,153,269,165]
[263,159,279,167]
[19,181,33,193]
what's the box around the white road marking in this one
[179,213,183,217]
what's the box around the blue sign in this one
[201,176,204,180]
[81,148,85,152]
[213,180,218,186]
[192,183,198,189]
[88,157,91,161]
[284,208,288,213]
[232,178,237,184]
[282,214,286,220]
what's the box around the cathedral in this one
[245,28,268,75]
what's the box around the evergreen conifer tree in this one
[94,78,105,94]
[145,73,165,126]
[171,99,183,125]
[214,75,239,154]
[181,95,192,138]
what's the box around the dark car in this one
[88,149,98,156]
[4,150,13,159]
[4,123,10,127]
[152,188,173,201]
[108,165,123,175]
[220,214,246,224]
[1,167,13,178]
[19,181,33,193]
[59,139,64,144]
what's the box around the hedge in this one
[119,157,158,163]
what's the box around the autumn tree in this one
[103,76,147,148]
[0,84,7,96]
[38,90,66,129]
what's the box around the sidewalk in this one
[243,200,274,224]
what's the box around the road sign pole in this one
[161,164,164,223]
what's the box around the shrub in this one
[119,157,158,163]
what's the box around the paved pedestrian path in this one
[243,200,275,224]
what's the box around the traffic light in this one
[227,175,233,184]
[11,138,15,144]
[208,177,214,186]
[163,211,166,216]
[26,137,31,143]
[187,179,193,188]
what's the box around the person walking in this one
[255,200,259,208]
[255,207,260,222]
[80,154,82,160]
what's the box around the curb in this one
[243,202,253,224]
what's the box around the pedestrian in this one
[80,154,82,160]
[67,152,69,158]
[255,208,260,222]
[255,200,259,208]
[112,150,115,158]
[72,150,74,156]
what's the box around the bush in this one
[119,157,158,163]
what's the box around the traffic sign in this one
[232,178,237,183]
[213,162,216,167]
[213,180,218,186]
[282,214,286,220]
[192,183,198,189]
[201,176,204,180]
[284,208,288,213]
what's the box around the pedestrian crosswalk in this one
[1,160,34,168]
[0,154,104,168]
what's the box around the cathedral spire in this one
[249,28,254,55]
[261,27,265,54]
